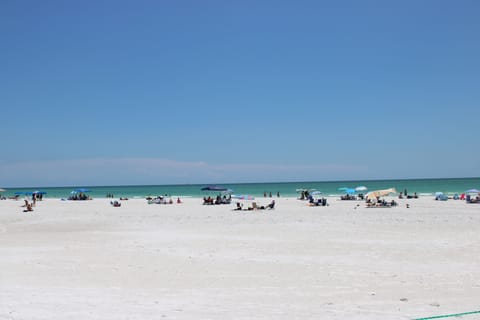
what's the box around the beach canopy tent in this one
[70,189,91,196]
[15,191,35,195]
[201,185,229,192]
[366,188,397,199]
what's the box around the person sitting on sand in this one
[234,202,243,210]
[23,202,33,212]
[266,200,275,209]
[110,200,121,207]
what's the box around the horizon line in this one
[4,176,480,190]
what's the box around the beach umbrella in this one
[232,194,255,200]
[466,189,480,194]
[435,192,444,197]
[296,188,316,192]
[366,188,397,199]
[75,188,91,193]
[355,186,368,192]
[338,187,355,194]
[311,191,322,195]
[221,189,234,195]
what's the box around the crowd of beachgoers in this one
[3,185,480,214]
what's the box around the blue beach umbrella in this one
[338,187,355,194]
[75,188,91,193]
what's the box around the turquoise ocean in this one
[3,177,480,199]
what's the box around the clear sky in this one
[1,0,479,187]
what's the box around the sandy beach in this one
[1,196,479,319]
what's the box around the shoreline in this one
[2,177,479,200]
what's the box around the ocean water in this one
[3,177,480,199]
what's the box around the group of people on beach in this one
[147,195,182,204]
[365,199,398,208]
[68,193,91,201]
[263,191,280,198]
[234,200,275,211]
[203,195,231,205]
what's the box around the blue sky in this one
[1,0,479,187]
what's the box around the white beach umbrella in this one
[0,188,6,192]
[466,189,480,194]
[355,186,368,192]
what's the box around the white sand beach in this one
[1,196,479,319]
